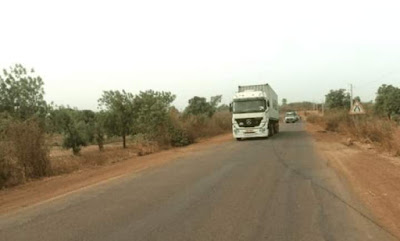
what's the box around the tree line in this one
[0,64,230,187]
[324,87,400,119]
[282,86,400,120]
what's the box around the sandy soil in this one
[0,133,233,215]
[306,123,400,237]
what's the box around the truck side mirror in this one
[229,103,233,112]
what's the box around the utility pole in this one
[350,84,354,110]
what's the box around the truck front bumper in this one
[233,126,269,139]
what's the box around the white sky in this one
[1,0,400,110]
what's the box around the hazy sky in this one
[1,0,399,110]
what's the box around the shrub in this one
[182,111,231,140]
[308,109,399,152]
[345,116,395,150]
[166,108,194,147]
[54,108,89,155]
[169,128,191,147]
[0,141,24,188]
[6,119,51,179]
[212,111,232,131]
[324,111,348,132]
[0,119,50,188]
[62,122,88,155]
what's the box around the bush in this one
[62,121,88,155]
[324,111,348,132]
[0,119,50,188]
[165,108,194,147]
[308,110,398,152]
[212,111,232,131]
[344,116,395,150]
[0,142,23,188]
[169,128,191,147]
[6,119,50,178]
[182,111,231,140]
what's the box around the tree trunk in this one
[98,142,104,151]
[122,134,126,148]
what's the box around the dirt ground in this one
[306,123,400,237]
[0,133,233,215]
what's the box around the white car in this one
[284,112,299,123]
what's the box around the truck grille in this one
[235,118,263,127]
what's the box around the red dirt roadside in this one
[0,134,233,215]
[306,123,400,238]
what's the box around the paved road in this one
[0,123,396,241]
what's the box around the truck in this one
[231,84,279,140]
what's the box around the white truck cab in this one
[231,84,279,140]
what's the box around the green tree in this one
[375,84,400,119]
[210,95,222,110]
[184,95,222,117]
[79,110,96,143]
[44,103,61,134]
[282,98,288,106]
[325,89,351,109]
[98,90,135,148]
[184,96,210,116]
[93,111,108,151]
[54,107,88,155]
[134,90,176,141]
[0,64,48,120]
[217,104,230,112]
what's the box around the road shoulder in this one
[306,122,400,238]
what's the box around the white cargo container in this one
[231,84,279,140]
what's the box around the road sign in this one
[350,101,366,115]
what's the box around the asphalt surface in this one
[0,123,397,241]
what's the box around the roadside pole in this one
[350,84,354,110]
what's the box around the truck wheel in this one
[268,123,274,137]
[236,138,242,141]
[275,123,279,133]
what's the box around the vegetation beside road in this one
[0,64,231,188]
[306,111,399,154]
[305,85,400,155]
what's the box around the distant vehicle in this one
[230,84,279,140]
[284,111,300,123]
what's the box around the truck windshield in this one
[233,99,266,113]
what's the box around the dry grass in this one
[0,141,23,187]
[0,120,51,188]
[50,140,160,175]
[307,110,400,154]
[305,113,324,125]
[183,111,231,140]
